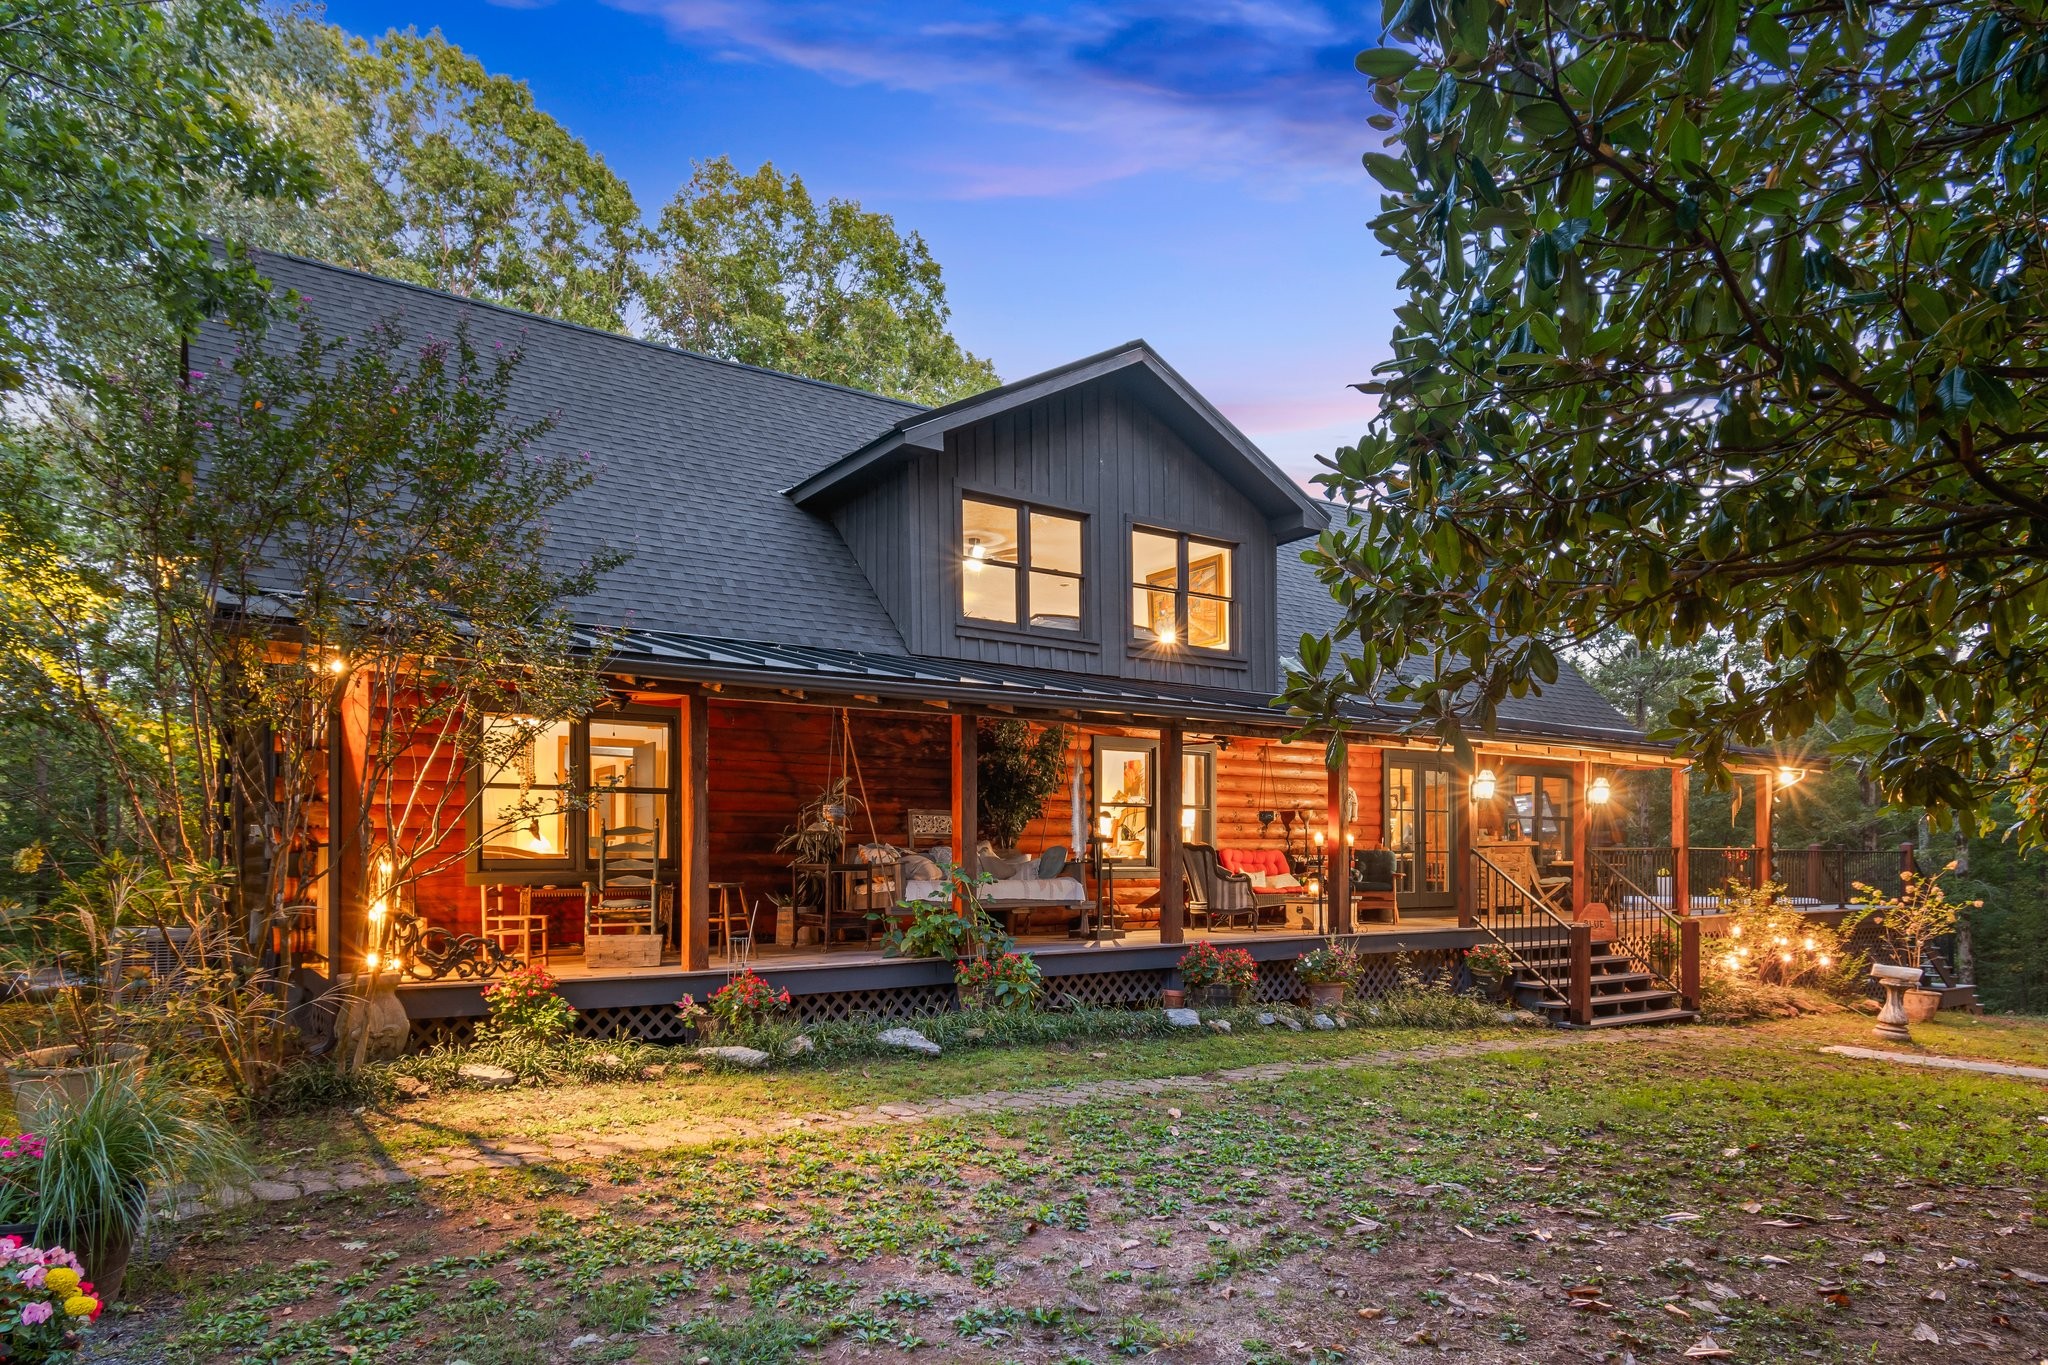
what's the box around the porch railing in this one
[1586,847,1690,999]
[1682,845,1907,909]
[1470,846,1573,1009]
[1689,846,1760,900]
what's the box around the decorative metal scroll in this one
[389,910,523,981]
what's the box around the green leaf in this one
[1361,153,1419,193]
[1934,367,1974,415]
[1355,47,1420,77]
[1747,13,1792,68]
[1955,16,2011,86]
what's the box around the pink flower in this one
[21,1300,52,1325]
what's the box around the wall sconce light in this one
[1471,767,1497,801]
[1587,775,1612,806]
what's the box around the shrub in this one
[479,965,576,1043]
[1296,942,1363,987]
[0,1236,101,1356]
[0,1133,44,1226]
[873,867,1010,961]
[1178,941,1257,994]
[1705,880,1861,992]
[1843,862,1980,968]
[389,1034,667,1090]
[702,969,792,1034]
[955,951,1042,1009]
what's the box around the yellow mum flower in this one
[42,1268,78,1295]
[63,1294,97,1318]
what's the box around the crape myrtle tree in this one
[10,315,616,1088]
[1283,0,2048,836]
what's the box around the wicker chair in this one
[1180,842,1258,931]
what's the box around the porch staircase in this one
[1504,934,1698,1029]
[1914,945,1980,1012]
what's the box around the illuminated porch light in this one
[1471,767,1497,801]
[1587,775,1612,805]
[1776,765,1806,788]
[325,655,348,675]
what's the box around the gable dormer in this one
[788,343,1326,694]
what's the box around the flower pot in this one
[1470,970,1509,1002]
[1197,984,1237,1009]
[83,1226,134,1306]
[1306,981,1345,1008]
[1160,989,1185,1009]
[1903,987,1942,1024]
[6,1044,148,1131]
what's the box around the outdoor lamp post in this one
[1311,829,1327,934]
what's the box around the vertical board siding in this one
[825,378,1279,691]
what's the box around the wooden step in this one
[1576,1007,1698,1029]
[1531,987,1682,1013]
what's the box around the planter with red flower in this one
[1295,943,1363,1008]
[478,964,576,1043]
[955,951,1043,1011]
[1462,942,1515,1001]
[693,968,794,1041]
[1177,941,1258,1008]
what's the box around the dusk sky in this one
[316,0,1400,482]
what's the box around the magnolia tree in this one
[10,312,616,1089]
[1286,1,2048,837]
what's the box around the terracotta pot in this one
[6,1044,148,1132]
[84,1227,134,1306]
[1160,989,1186,1009]
[1306,981,1345,1008]
[1903,987,1943,1024]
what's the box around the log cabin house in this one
[211,253,1843,1046]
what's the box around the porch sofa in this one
[1218,848,1306,923]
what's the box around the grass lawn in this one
[97,1009,2048,1364]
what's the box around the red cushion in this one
[1218,848,1290,877]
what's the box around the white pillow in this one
[1244,870,1268,888]
[1268,872,1302,890]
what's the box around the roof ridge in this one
[249,249,932,412]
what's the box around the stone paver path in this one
[1821,1043,2048,1083]
[228,1032,1604,1209]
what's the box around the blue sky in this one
[317,0,1400,481]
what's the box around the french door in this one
[1385,757,1456,912]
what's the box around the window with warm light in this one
[1130,527,1234,650]
[478,710,678,873]
[1502,768,1572,868]
[480,715,573,864]
[961,496,1084,632]
[1091,737,1214,870]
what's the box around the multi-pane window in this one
[961,496,1084,632]
[1131,528,1234,650]
[1386,759,1454,906]
[1504,770,1572,868]
[1092,737,1215,871]
[478,712,677,872]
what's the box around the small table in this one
[793,862,899,950]
[710,882,751,960]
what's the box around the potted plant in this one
[0,1133,46,1241]
[1295,943,1362,1008]
[956,951,1043,1011]
[1463,942,1514,1001]
[1845,862,1978,1026]
[478,964,576,1043]
[33,1068,247,1304]
[0,1235,103,1357]
[977,720,1071,855]
[1178,941,1257,1008]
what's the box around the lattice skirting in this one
[408,1018,478,1050]
[1346,945,1458,1000]
[1047,968,1169,1009]
[575,1003,698,1042]
[791,984,958,1024]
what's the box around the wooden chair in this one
[1474,840,1570,918]
[710,882,751,962]
[481,887,547,966]
[587,817,662,944]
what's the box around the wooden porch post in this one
[1679,919,1702,1010]
[1158,723,1185,944]
[1453,761,1475,928]
[334,676,370,972]
[951,716,979,879]
[1567,921,1595,1025]
[1327,739,1352,935]
[680,692,711,973]
[1670,765,1691,917]
[1572,759,1592,917]
[1754,771,1774,887]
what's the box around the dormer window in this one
[1132,527,1234,651]
[961,496,1084,632]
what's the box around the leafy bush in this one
[955,951,1042,1009]
[1296,942,1363,987]
[1844,862,1979,968]
[1358,985,1505,1030]
[390,1034,667,1090]
[1178,941,1256,994]
[700,969,792,1034]
[873,868,1010,961]
[1705,880,1862,991]
[479,964,575,1042]
[977,719,1071,850]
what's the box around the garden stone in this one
[782,1034,815,1057]
[1255,1012,1278,1026]
[638,1064,667,1080]
[1206,1018,1232,1033]
[1163,1008,1201,1028]
[457,1063,518,1089]
[1311,1014,1337,1031]
[568,1334,604,1349]
[391,1074,430,1099]
[696,1045,772,1069]
[877,1027,940,1057]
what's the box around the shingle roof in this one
[210,252,1646,747]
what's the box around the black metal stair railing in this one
[1586,847,1685,995]
[1469,847,1575,1003]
